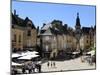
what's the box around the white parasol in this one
[21,51,38,56]
[87,50,95,56]
[72,52,80,54]
[12,62,22,66]
[12,53,22,58]
[18,54,39,60]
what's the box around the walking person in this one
[47,61,50,68]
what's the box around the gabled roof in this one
[12,13,18,25]
[22,17,36,29]
[41,23,52,30]
[41,27,53,36]
[12,13,36,29]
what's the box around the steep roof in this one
[12,13,36,29]
[82,27,91,34]
[41,23,52,30]
[41,27,53,36]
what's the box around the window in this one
[14,34,16,42]
[28,24,31,27]
[87,36,88,38]
[19,35,21,43]
[27,30,31,36]
[87,40,88,43]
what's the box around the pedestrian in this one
[29,69,31,74]
[47,61,49,68]
[22,67,25,73]
[38,64,41,73]
[89,56,93,65]
[53,62,55,68]
[32,62,35,73]
[28,63,32,74]
[51,61,52,67]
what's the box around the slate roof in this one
[40,20,75,36]
[82,27,91,34]
[41,23,52,30]
[12,13,36,29]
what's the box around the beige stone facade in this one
[80,35,91,50]
[12,27,24,50]
[12,13,37,51]
[23,26,37,50]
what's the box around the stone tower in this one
[75,13,81,51]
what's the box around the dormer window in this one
[28,24,31,27]
[27,21,32,27]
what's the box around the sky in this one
[12,1,96,29]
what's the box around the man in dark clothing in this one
[22,67,25,73]
[47,62,49,68]
[53,62,56,68]
[51,61,52,67]
[38,64,41,73]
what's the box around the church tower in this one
[75,12,81,30]
[75,12,82,51]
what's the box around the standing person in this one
[38,64,41,73]
[32,62,35,73]
[47,61,49,68]
[51,61,52,67]
[22,67,25,73]
[53,61,55,68]
[28,62,32,74]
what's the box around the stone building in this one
[39,20,77,58]
[38,13,96,58]
[80,26,95,51]
[12,27,24,51]
[12,10,37,52]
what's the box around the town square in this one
[11,1,96,74]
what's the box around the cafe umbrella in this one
[12,53,22,58]
[18,54,39,60]
[12,62,22,66]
